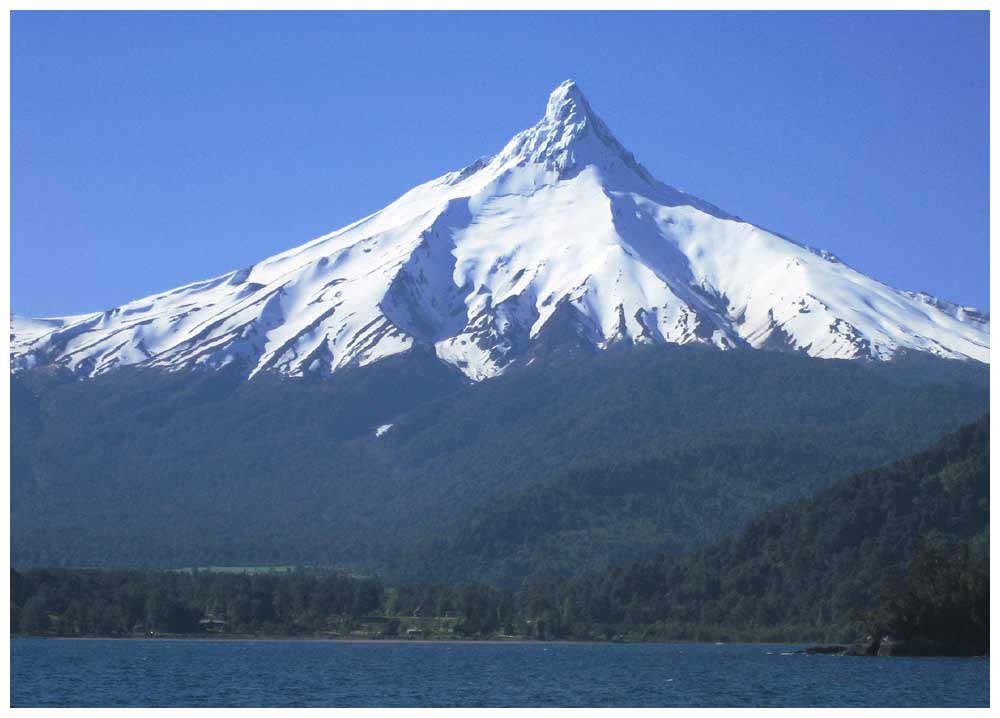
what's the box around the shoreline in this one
[17,636,988,657]
[15,635,988,658]
[41,636,578,645]
[19,634,835,648]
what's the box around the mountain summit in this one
[11,81,989,380]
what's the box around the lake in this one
[11,638,989,707]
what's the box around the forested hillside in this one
[393,352,988,585]
[516,416,988,649]
[12,417,988,654]
[12,346,988,577]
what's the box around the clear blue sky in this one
[12,10,989,316]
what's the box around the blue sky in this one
[12,11,989,316]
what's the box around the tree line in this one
[10,534,986,654]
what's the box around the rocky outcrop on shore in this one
[801,636,903,656]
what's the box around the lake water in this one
[11,638,989,707]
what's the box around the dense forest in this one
[13,417,988,654]
[12,569,384,638]
[514,416,989,651]
[12,346,988,581]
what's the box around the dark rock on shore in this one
[801,645,847,655]
[801,635,903,656]
[877,637,901,656]
[844,635,880,656]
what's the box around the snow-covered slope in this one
[11,80,989,380]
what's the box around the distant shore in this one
[16,635,988,658]
[41,635,570,645]
[18,634,824,648]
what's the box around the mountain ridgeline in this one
[11,81,988,383]
[11,345,988,580]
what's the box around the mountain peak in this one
[10,83,990,380]
[492,79,635,175]
[545,79,592,124]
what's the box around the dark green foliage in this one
[11,418,989,653]
[394,352,987,584]
[869,533,988,655]
[11,349,465,568]
[506,416,988,646]
[11,346,988,582]
[10,568,384,637]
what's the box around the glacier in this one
[10,80,989,381]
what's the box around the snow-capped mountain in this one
[11,80,989,380]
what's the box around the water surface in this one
[11,638,989,707]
